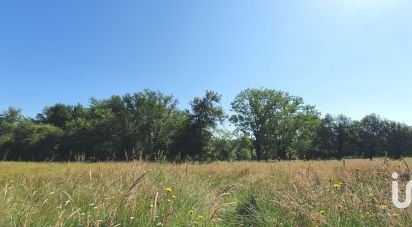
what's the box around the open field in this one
[1,159,412,226]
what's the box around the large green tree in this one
[360,114,385,160]
[230,88,319,161]
[172,90,225,161]
[122,90,181,160]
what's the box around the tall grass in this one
[1,159,411,226]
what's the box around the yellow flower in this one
[338,204,344,210]
[167,199,171,202]
[198,215,204,220]
[368,193,374,197]
[333,184,341,189]
[380,204,387,209]
[320,210,325,216]
[172,195,176,200]
[150,204,154,208]
[165,187,173,193]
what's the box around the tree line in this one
[1,88,411,162]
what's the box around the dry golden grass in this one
[1,159,412,226]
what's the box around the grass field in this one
[1,159,411,226]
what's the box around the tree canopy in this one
[1,88,411,162]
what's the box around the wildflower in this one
[368,193,374,197]
[167,199,171,202]
[198,215,204,220]
[392,212,399,217]
[149,204,154,208]
[333,184,341,189]
[130,217,135,220]
[320,210,325,216]
[165,187,173,193]
[172,195,176,200]
[338,204,344,210]
[380,204,387,209]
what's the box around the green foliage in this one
[0,108,62,161]
[233,135,253,160]
[231,88,321,160]
[36,103,75,128]
[171,90,225,161]
[0,88,411,162]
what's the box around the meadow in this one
[1,159,411,227]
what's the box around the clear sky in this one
[1,0,411,124]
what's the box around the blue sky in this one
[1,0,411,124]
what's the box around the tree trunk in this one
[277,140,286,160]
[255,136,262,161]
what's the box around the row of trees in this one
[1,88,411,162]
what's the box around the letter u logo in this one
[392,172,412,209]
